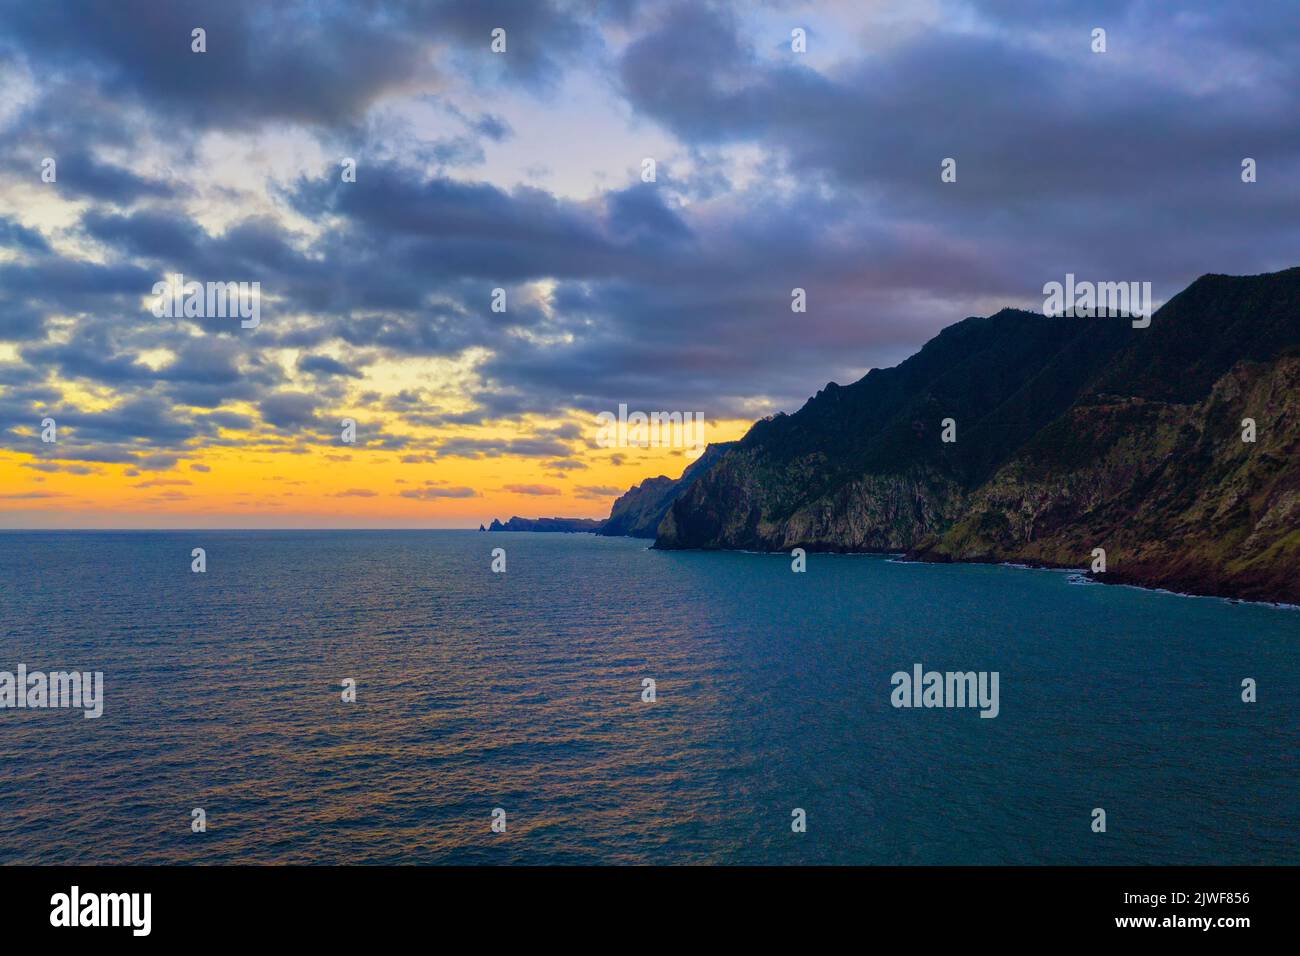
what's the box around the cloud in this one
[437,436,574,459]
[22,461,97,475]
[3,0,1300,500]
[43,148,178,203]
[0,217,50,254]
[297,354,364,379]
[501,483,561,496]
[575,485,623,498]
[399,486,480,499]
[259,392,320,429]
[1,0,431,131]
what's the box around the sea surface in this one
[0,530,1295,865]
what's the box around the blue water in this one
[0,530,1295,865]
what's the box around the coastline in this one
[653,537,1300,609]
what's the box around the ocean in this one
[1,530,1295,864]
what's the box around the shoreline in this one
[656,539,1300,610]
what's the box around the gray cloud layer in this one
[3,0,1299,470]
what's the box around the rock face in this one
[486,516,605,533]
[599,441,734,537]
[658,268,1300,603]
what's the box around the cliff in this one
[657,268,1300,603]
[599,441,735,537]
[486,516,605,533]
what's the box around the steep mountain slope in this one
[599,441,734,537]
[658,268,1300,603]
[659,308,1140,551]
[915,354,1300,601]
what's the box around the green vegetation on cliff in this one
[657,268,1300,603]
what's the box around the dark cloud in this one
[3,0,1300,480]
[40,147,178,203]
[0,0,425,131]
[0,0,613,140]
[617,1,1300,288]
[297,354,364,379]
[0,217,50,254]
[82,209,202,261]
[0,258,155,301]
[605,183,692,243]
[0,303,48,342]
[259,392,320,429]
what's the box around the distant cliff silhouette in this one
[482,444,734,537]
[486,517,604,533]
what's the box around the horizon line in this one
[0,526,507,532]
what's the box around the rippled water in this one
[0,530,1295,864]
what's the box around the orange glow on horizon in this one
[0,416,752,528]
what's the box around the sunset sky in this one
[2,0,1298,527]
